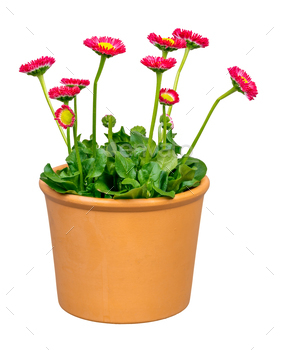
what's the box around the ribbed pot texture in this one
[39,164,210,323]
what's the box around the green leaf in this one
[130,125,146,136]
[111,126,130,143]
[166,129,182,154]
[167,164,196,192]
[59,171,81,189]
[130,131,148,147]
[130,131,157,157]
[184,157,207,181]
[82,138,93,150]
[56,167,71,177]
[131,147,145,166]
[106,140,117,155]
[86,148,107,179]
[159,170,168,191]
[117,142,133,157]
[138,162,161,186]
[115,151,136,179]
[113,184,147,199]
[156,149,178,173]
[94,177,125,196]
[81,158,94,177]
[66,148,88,173]
[121,178,140,188]
[40,173,69,194]
[152,184,175,199]
[177,179,200,194]
[105,157,116,175]
[43,164,78,191]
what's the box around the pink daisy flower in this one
[60,78,90,90]
[19,56,55,77]
[141,56,177,73]
[147,33,186,52]
[55,105,75,129]
[159,88,180,105]
[168,115,174,130]
[48,86,80,103]
[228,66,258,101]
[83,36,126,58]
[172,28,209,50]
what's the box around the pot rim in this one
[39,164,210,212]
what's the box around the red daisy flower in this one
[147,33,186,52]
[60,78,90,90]
[48,86,80,103]
[83,36,126,58]
[159,88,180,105]
[55,105,75,129]
[172,28,209,50]
[141,56,177,73]
[228,66,258,101]
[19,56,55,77]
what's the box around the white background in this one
[1,0,282,349]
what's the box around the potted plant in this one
[20,29,258,324]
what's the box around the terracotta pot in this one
[39,164,210,323]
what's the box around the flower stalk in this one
[162,50,168,59]
[145,72,162,161]
[108,116,113,141]
[73,122,84,191]
[167,47,190,116]
[182,86,237,163]
[162,105,167,148]
[64,101,72,155]
[92,55,107,157]
[74,96,78,129]
[37,75,67,145]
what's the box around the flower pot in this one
[39,164,210,324]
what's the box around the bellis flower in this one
[159,88,180,105]
[169,115,174,130]
[55,105,75,129]
[173,29,209,50]
[147,33,186,52]
[60,78,90,90]
[228,66,258,101]
[83,36,126,58]
[19,56,55,77]
[48,86,80,103]
[141,56,177,73]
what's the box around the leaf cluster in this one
[40,127,207,199]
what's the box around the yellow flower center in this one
[61,109,73,125]
[161,93,174,102]
[240,76,248,84]
[98,42,114,50]
[162,38,175,45]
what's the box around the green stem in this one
[167,47,190,116]
[74,96,78,130]
[73,123,84,191]
[108,117,113,141]
[158,124,163,144]
[162,50,168,59]
[92,55,107,158]
[67,129,71,154]
[182,87,237,164]
[37,75,67,145]
[65,101,71,155]
[145,72,162,162]
[162,105,167,148]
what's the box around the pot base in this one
[58,299,191,324]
